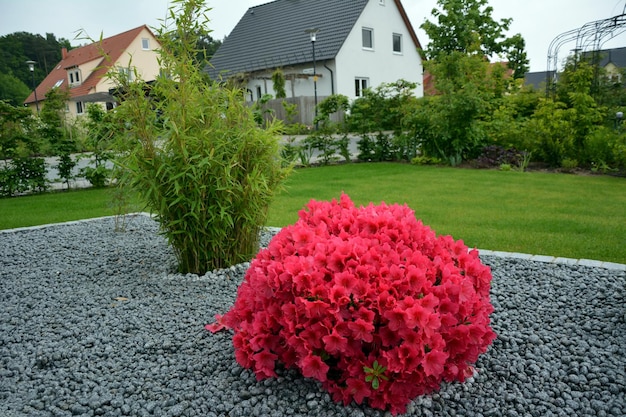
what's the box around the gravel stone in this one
[0,215,624,417]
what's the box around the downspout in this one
[324,61,335,95]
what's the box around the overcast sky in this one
[1,0,625,72]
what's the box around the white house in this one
[206,0,424,105]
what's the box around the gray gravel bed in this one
[0,215,624,417]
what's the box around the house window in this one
[76,101,84,115]
[159,69,172,80]
[355,77,369,97]
[119,67,133,81]
[393,33,403,54]
[141,38,150,50]
[256,86,263,101]
[379,0,385,5]
[68,69,81,86]
[53,79,64,88]
[362,27,374,50]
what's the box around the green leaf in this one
[371,377,380,390]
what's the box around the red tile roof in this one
[25,25,155,105]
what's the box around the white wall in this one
[334,0,424,100]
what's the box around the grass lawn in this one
[1,163,624,264]
[267,163,626,264]
[0,187,144,230]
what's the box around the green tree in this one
[0,32,72,93]
[502,34,529,79]
[80,103,115,187]
[348,80,419,161]
[196,33,222,66]
[0,100,36,159]
[0,73,31,107]
[523,98,573,167]
[421,0,528,73]
[39,86,77,187]
[111,0,289,274]
[39,86,70,150]
[410,53,505,165]
[0,101,49,195]
[349,80,417,134]
[479,85,541,152]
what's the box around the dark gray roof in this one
[524,71,556,90]
[206,0,369,79]
[584,47,626,68]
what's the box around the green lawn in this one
[1,163,624,264]
[267,163,626,264]
[0,187,144,230]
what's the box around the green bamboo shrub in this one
[111,0,289,274]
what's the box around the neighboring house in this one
[24,25,161,118]
[525,47,626,91]
[588,46,626,82]
[206,0,424,108]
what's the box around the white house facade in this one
[207,0,424,105]
[334,0,424,99]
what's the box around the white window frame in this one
[362,27,374,50]
[355,77,369,98]
[141,38,150,50]
[76,101,84,115]
[68,69,81,86]
[393,33,403,54]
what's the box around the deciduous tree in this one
[421,0,528,77]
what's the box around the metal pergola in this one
[546,11,626,97]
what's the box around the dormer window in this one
[68,68,81,86]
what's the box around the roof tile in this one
[206,0,369,79]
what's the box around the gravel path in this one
[0,215,624,417]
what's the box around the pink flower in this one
[253,350,278,380]
[210,193,495,415]
[348,318,374,343]
[300,354,329,382]
[422,349,449,377]
[323,329,348,355]
[303,299,329,318]
[383,307,406,332]
[204,314,226,333]
[346,377,370,404]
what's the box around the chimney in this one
[62,47,68,59]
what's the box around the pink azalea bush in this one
[207,194,496,415]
